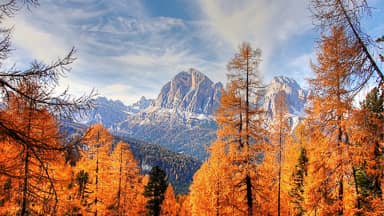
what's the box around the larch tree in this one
[310,0,384,85]
[225,42,265,216]
[176,194,192,216]
[0,80,70,215]
[160,184,177,216]
[189,139,233,216]
[0,0,94,213]
[289,146,308,216]
[108,141,142,216]
[306,26,362,215]
[272,91,290,216]
[256,90,292,215]
[78,124,114,215]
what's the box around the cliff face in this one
[155,69,222,115]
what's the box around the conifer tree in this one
[348,87,384,214]
[0,80,70,215]
[272,91,289,216]
[109,141,142,216]
[189,139,233,216]
[79,124,113,215]
[0,1,93,213]
[307,26,362,215]
[144,166,168,216]
[160,185,177,216]
[225,42,265,216]
[289,147,308,216]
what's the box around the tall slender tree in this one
[225,42,265,216]
[289,147,308,216]
[307,26,362,215]
[79,124,113,215]
[0,80,68,215]
[273,91,290,216]
[160,185,177,216]
[288,123,309,216]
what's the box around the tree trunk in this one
[117,146,123,214]
[95,132,100,216]
[21,147,29,216]
[246,174,253,216]
[21,100,33,216]
[278,131,282,216]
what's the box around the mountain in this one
[154,69,222,114]
[258,76,308,128]
[81,96,153,132]
[84,97,128,130]
[116,69,222,160]
[261,76,307,117]
[79,70,308,160]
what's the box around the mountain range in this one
[79,69,309,161]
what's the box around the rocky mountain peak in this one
[190,68,209,89]
[260,76,308,119]
[131,96,153,110]
[270,76,300,91]
[154,69,222,115]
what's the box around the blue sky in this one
[4,0,384,104]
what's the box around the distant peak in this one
[271,76,300,88]
[272,76,295,83]
[96,96,125,105]
[188,68,204,76]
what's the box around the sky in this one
[4,0,384,104]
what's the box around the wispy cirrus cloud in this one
[5,0,382,104]
[5,0,221,103]
[196,0,314,81]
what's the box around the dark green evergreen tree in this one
[143,166,168,216]
[361,87,384,114]
[289,147,308,216]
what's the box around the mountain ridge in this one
[79,70,308,160]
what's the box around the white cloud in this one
[6,16,70,62]
[3,0,317,105]
[199,0,311,47]
[198,0,312,74]
[286,51,316,87]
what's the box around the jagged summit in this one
[131,96,153,110]
[260,75,308,119]
[270,76,301,90]
[154,69,222,115]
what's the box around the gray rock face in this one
[82,96,152,132]
[85,97,128,131]
[155,69,222,115]
[259,76,308,119]
[130,96,153,112]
